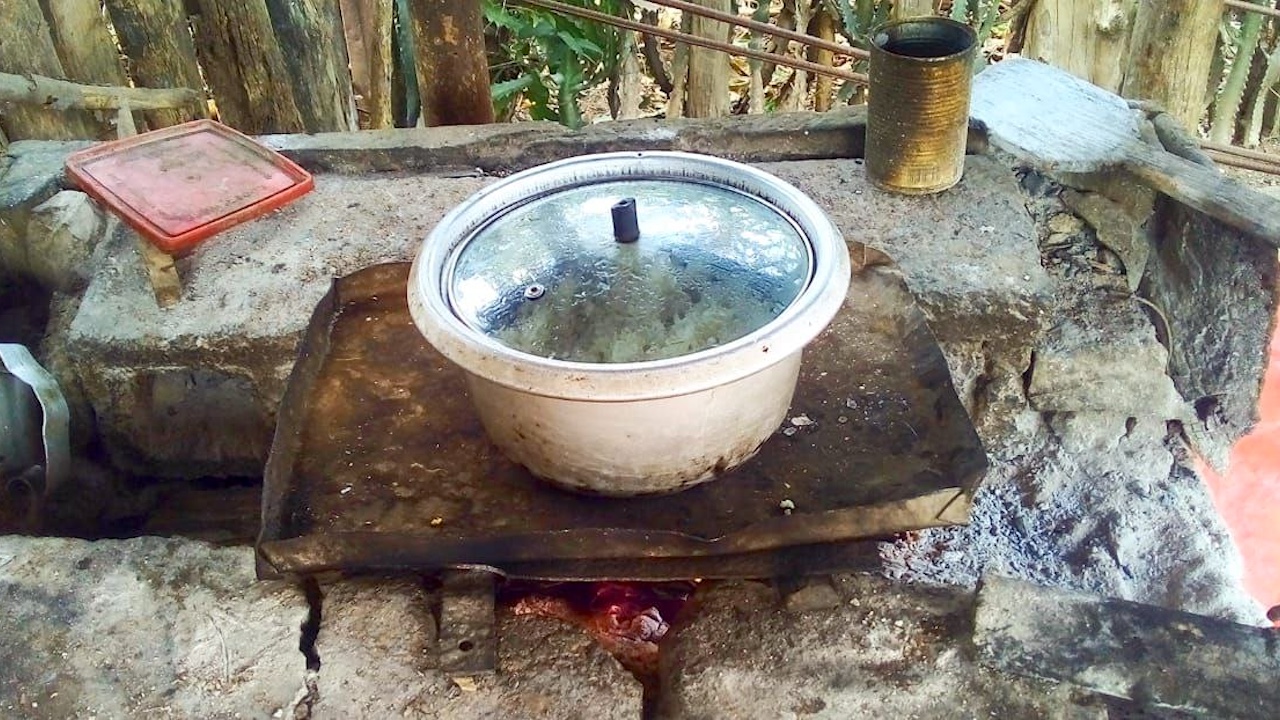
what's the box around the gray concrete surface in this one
[2,114,1275,718]
[312,579,644,719]
[657,575,1083,719]
[0,536,309,719]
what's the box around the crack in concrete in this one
[299,578,322,671]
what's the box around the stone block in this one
[24,191,107,292]
[0,141,88,277]
[1144,200,1277,470]
[975,575,1280,718]
[0,536,309,719]
[657,575,1067,719]
[1027,291,1183,417]
[0,141,85,213]
[64,174,488,477]
[64,153,1049,478]
[765,156,1053,351]
[940,339,1044,459]
[879,425,1265,625]
[312,579,643,719]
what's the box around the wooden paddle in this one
[971,58,1280,248]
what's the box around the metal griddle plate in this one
[257,245,987,581]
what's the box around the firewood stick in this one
[0,70,203,114]
[1204,148,1280,176]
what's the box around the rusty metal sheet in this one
[257,250,985,581]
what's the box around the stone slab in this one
[0,536,309,719]
[766,156,1052,349]
[974,575,1280,719]
[657,574,1073,719]
[65,157,1045,478]
[880,416,1267,626]
[264,108,870,174]
[312,579,643,719]
[65,173,488,476]
[1027,289,1183,417]
[0,140,90,214]
[1144,199,1277,470]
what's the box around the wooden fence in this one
[0,0,500,147]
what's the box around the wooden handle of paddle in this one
[1125,145,1280,248]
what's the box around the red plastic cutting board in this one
[65,119,313,255]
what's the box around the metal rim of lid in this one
[408,151,851,402]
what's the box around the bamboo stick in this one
[514,0,869,84]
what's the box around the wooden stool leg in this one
[135,235,182,308]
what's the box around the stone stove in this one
[1,109,1276,718]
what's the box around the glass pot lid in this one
[446,178,813,363]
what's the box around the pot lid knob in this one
[611,197,640,243]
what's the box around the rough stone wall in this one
[1,113,1277,719]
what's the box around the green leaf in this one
[557,30,603,58]
[950,0,970,23]
[491,74,537,101]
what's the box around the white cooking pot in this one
[408,151,850,496]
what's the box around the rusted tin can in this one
[866,18,978,195]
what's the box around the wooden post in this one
[42,0,145,131]
[1025,0,1222,131]
[812,8,837,112]
[1023,0,1137,95]
[41,0,130,85]
[264,0,358,132]
[892,0,934,18]
[0,0,103,140]
[109,102,183,308]
[780,0,810,112]
[339,0,395,129]
[609,32,642,120]
[104,0,208,129]
[190,0,306,135]
[1125,0,1223,131]
[685,0,731,118]
[406,0,494,126]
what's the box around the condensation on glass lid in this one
[447,179,814,363]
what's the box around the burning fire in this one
[507,581,694,678]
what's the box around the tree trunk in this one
[406,0,494,126]
[685,0,731,118]
[191,0,306,134]
[666,12,691,118]
[1023,0,1137,93]
[39,0,129,85]
[1125,0,1223,132]
[892,0,934,18]
[1026,0,1221,132]
[264,0,357,132]
[39,0,139,131]
[609,32,642,120]
[105,0,208,129]
[340,0,395,129]
[0,0,103,140]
